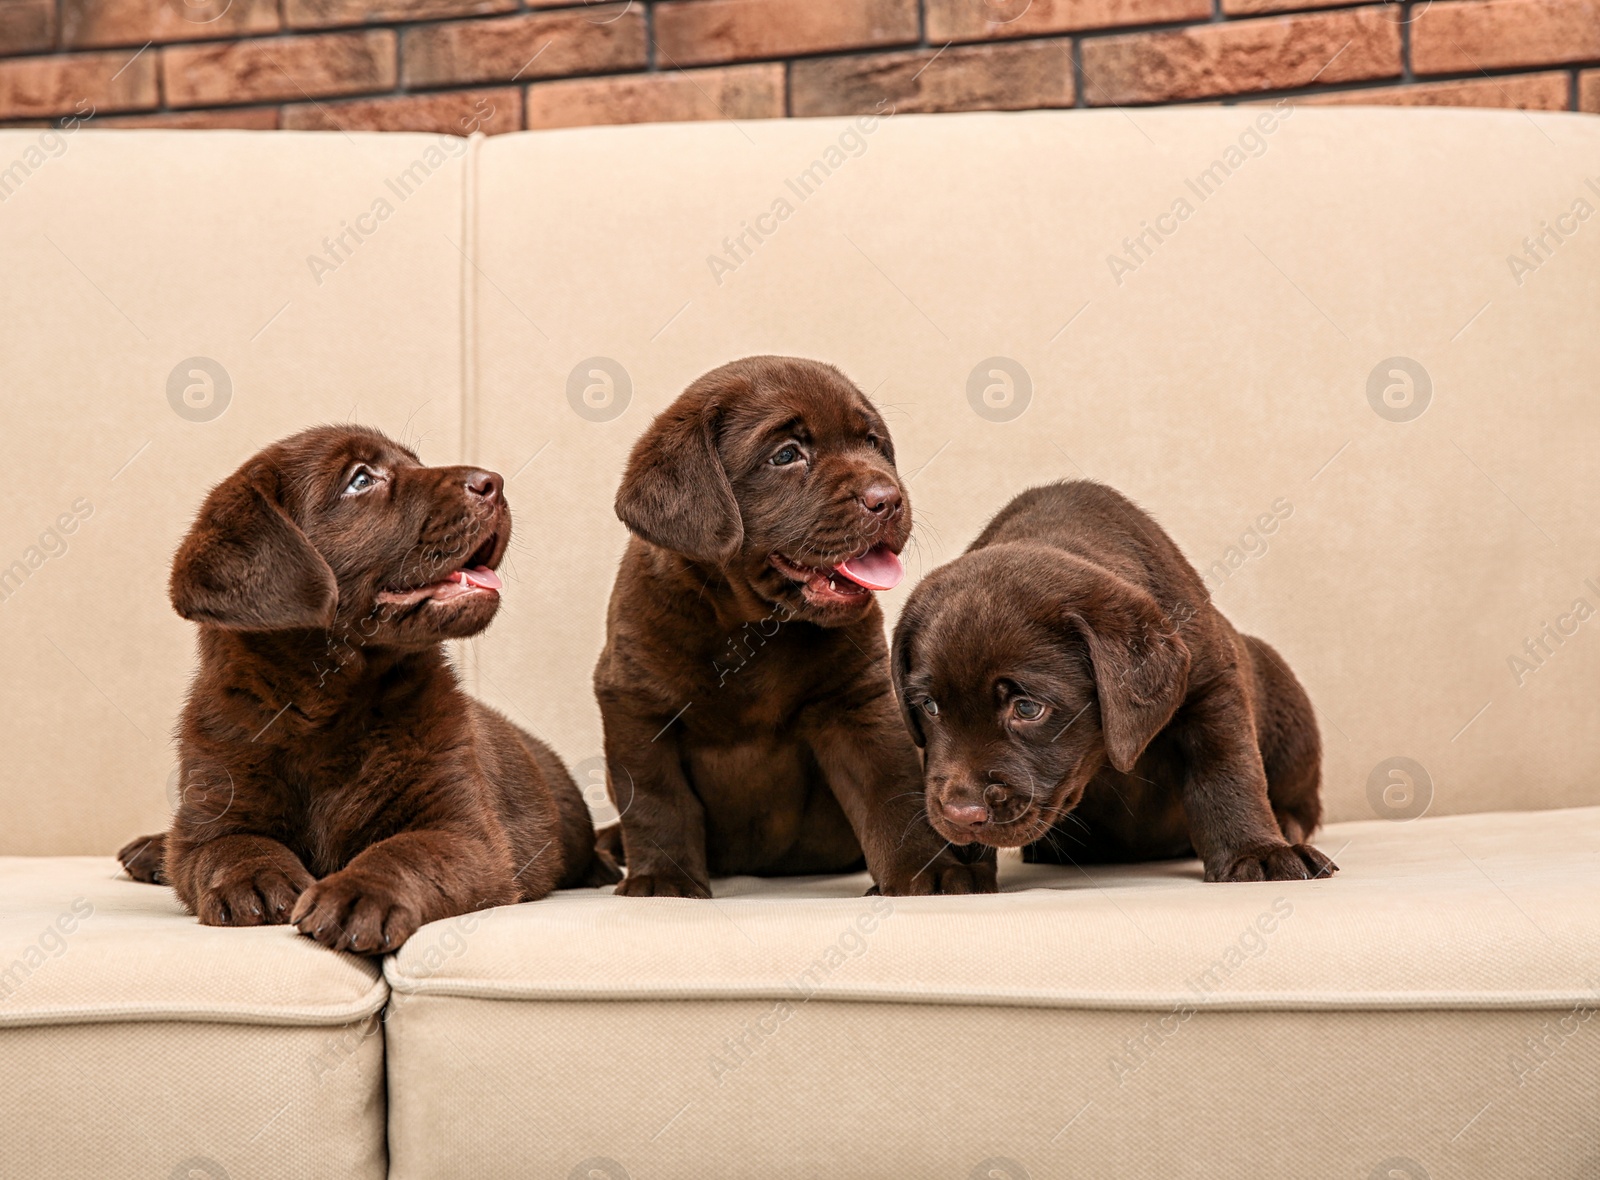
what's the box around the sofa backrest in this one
[0,129,471,854]
[3,108,1597,855]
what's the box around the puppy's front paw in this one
[1211,842,1338,883]
[117,833,168,884]
[614,871,711,899]
[872,858,999,896]
[197,861,313,926]
[291,872,420,953]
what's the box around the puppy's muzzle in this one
[929,775,1035,842]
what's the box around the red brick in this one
[1222,0,1356,12]
[283,85,521,133]
[98,106,281,127]
[1412,0,1600,74]
[0,0,55,56]
[1082,9,1400,104]
[654,0,918,67]
[164,30,395,107]
[0,48,157,118]
[526,63,781,129]
[61,0,278,50]
[926,0,1208,42]
[1292,70,1570,110]
[792,39,1075,117]
[285,0,515,30]
[1581,68,1600,113]
[402,7,644,87]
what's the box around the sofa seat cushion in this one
[0,857,388,1179]
[387,807,1598,1008]
[384,807,1600,1179]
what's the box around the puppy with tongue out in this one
[595,356,997,898]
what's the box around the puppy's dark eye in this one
[344,468,377,495]
[771,446,802,467]
[1012,699,1045,721]
[920,698,939,718]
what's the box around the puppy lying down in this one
[892,481,1337,883]
[119,425,612,952]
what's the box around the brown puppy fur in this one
[892,481,1336,883]
[596,356,995,898]
[117,425,613,953]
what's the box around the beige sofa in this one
[1,106,1597,1179]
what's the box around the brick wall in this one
[1,0,1597,131]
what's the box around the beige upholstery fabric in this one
[0,857,388,1177]
[2,109,1598,1179]
[0,129,469,856]
[389,1003,1597,1180]
[4,110,1597,854]
[0,857,384,1024]
[384,810,1600,1178]
[467,108,1600,827]
[385,809,1600,1010]
[3,1020,387,1180]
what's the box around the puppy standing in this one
[892,480,1336,882]
[597,356,994,897]
[118,425,611,952]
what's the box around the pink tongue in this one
[835,545,904,592]
[457,566,503,591]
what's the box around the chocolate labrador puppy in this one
[892,480,1336,883]
[596,356,994,898]
[117,425,612,952]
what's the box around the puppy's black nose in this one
[466,470,502,503]
[859,483,901,516]
[940,799,989,827]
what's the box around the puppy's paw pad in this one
[1215,842,1338,883]
[614,872,711,899]
[292,874,419,954]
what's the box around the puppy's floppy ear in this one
[1068,579,1191,773]
[889,597,926,748]
[614,399,742,564]
[170,461,337,631]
